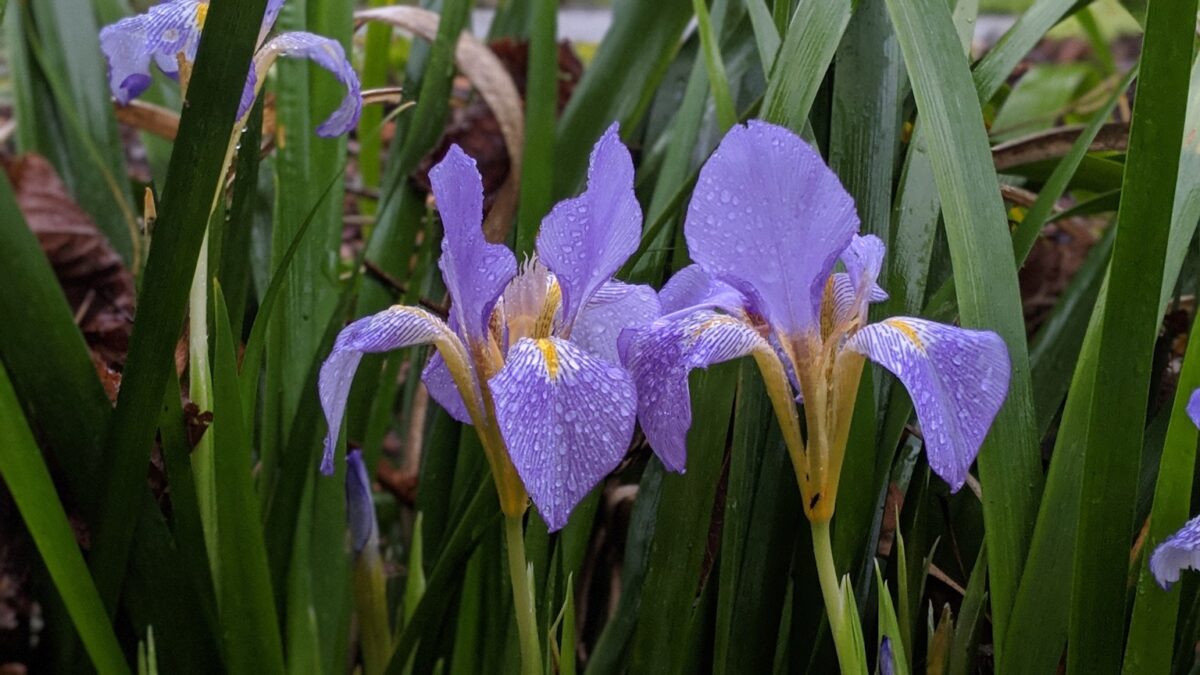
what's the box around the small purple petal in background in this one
[657,264,745,318]
[261,0,288,40]
[846,318,1010,491]
[1187,388,1200,429]
[246,31,362,136]
[346,450,377,556]
[879,637,894,675]
[490,337,637,531]
[320,306,458,475]
[537,123,642,330]
[421,353,474,424]
[1151,515,1200,589]
[621,311,771,472]
[571,281,660,363]
[685,120,859,337]
[431,146,517,341]
[832,234,888,325]
[99,0,205,104]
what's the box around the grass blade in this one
[884,0,1044,658]
[0,363,129,674]
[1066,0,1196,670]
[760,0,851,134]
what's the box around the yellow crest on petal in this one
[194,2,208,28]
[887,319,925,352]
[536,339,560,380]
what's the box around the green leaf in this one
[212,283,286,674]
[692,0,737,131]
[874,563,910,675]
[760,0,851,134]
[884,0,1044,659]
[513,0,558,256]
[1122,311,1200,674]
[90,0,270,611]
[629,363,739,674]
[0,363,129,674]
[948,546,987,675]
[1066,0,1197,670]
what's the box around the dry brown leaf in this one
[3,155,135,378]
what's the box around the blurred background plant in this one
[0,0,1196,673]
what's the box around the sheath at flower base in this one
[99,0,361,138]
[319,125,660,531]
[1148,389,1200,590]
[620,120,1012,522]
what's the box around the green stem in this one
[811,519,862,674]
[504,514,543,675]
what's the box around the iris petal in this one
[320,306,463,475]
[243,31,362,137]
[421,353,474,424]
[1151,514,1200,590]
[537,123,642,330]
[685,120,859,337]
[571,281,660,364]
[1188,388,1200,429]
[846,317,1010,491]
[431,146,517,342]
[99,0,205,104]
[831,234,889,325]
[621,310,772,472]
[657,264,746,318]
[490,337,636,531]
[345,450,376,555]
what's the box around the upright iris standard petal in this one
[346,450,377,556]
[99,0,206,103]
[1151,515,1200,589]
[846,318,1010,491]
[242,32,363,137]
[658,264,746,318]
[621,311,773,472]
[1188,388,1200,428]
[421,353,473,424]
[431,146,517,341]
[571,282,661,363]
[537,124,642,330]
[686,120,859,336]
[490,338,637,531]
[320,306,461,475]
[831,234,888,325]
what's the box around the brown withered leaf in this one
[3,155,135,376]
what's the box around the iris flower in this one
[1148,389,1200,589]
[621,120,1012,523]
[319,124,659,531]
[99,0,361,138]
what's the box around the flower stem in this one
[504,514,543,675]
[811,518,862,674]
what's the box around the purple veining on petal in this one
[685,120,859,337]
[244,32,363,136]
[99,0,205,104]
[422,352,474,424]
[319,306,457,475]
[430,146,517,342]
[490,337,637,531]
[1151,514,1200,590]
[346,450,376,555]
[621,310,771,472]
[1187,388,1200,429]
[571,281,661,363]
[832,234,889,325]
[537,123,642,331]
[846,317,1010,491]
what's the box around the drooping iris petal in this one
[261,0,288,40]
[537,123,642,330]
[241,31,363,137]
[571,281,661,363]
[346,450,377,555]
[1151,515,1200,589]
[621,311,771,472]
[99,0,206,104]
[320,306,460,475]
[421,353,473,424]
[846,317,1010,491]
[686,120,859,337]
[490,337,637,531]
[431,146,517,342]
[658,264,745,318]
[1188,388,1200,429]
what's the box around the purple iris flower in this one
[320,125,660,531]
[620,120,1011,520]
[99,0,361,138]
[1148,388,1200,589]
[346,450,377,556]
